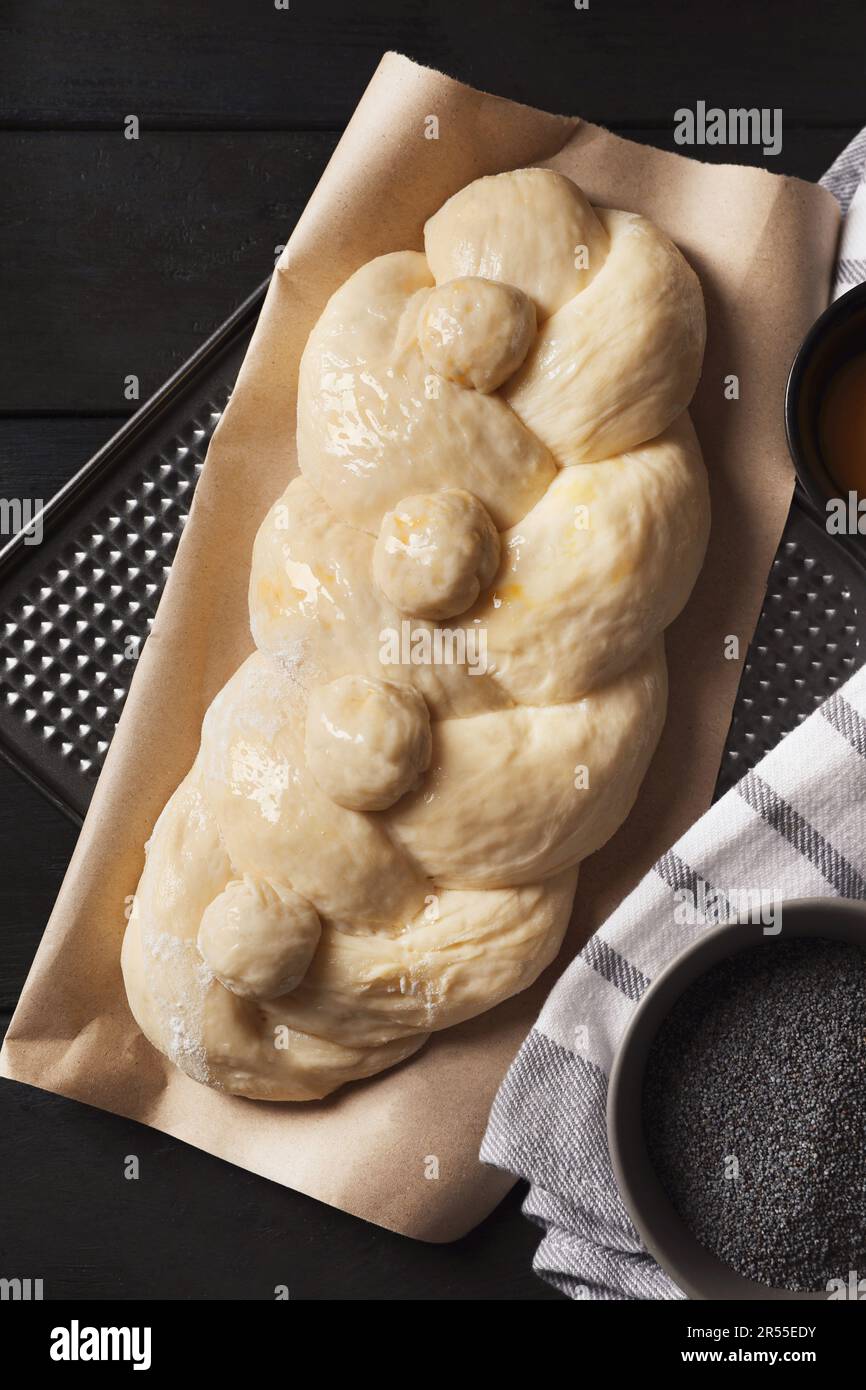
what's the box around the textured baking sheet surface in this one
[0,296,261,820]
[1,396,225,789]
[715,494,866,798]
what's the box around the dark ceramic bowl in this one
[785,281,866,537]
[607,897,866,1300]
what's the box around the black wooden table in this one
[2,0,864,1301]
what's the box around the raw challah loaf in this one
[121,168,709,1101]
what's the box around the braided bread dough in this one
[122,169,709,1101]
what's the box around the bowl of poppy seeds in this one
[607,900,866,1299]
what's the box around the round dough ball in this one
[198,876,321,1000]
[305,675,432,811]
[417,277,536,394]
[374,489,500,621]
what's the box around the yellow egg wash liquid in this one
[819,353,866,493]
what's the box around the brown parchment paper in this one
[1,54,841,1241]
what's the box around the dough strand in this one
[122,168,709,1101]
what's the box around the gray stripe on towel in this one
[821,128,866,211]
[654,848,702,894]
[655,848,731,918]
[737,767,866,898]
[581,934,650,1002]
[821,690,866,760]
[835,258,866,286]
[480,1028,684,1300]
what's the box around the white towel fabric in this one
[822,128,866,296]
[480,134,866,1301]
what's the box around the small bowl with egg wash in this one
[785,280,866,552]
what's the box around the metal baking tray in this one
[0,280,268,822]
[1,283,864,822]
[714,489,866,798]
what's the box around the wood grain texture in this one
[0,764,77,1013]
[0,417,121,499]
[0,1058,559,1299]
[4,0,866,129]
[0,131,338,411]
[2,128,852,413]
[0,0,860,1302]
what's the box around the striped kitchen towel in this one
[481,675,866,1300]
[821,128,866,296]
[480,135,866,1301]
